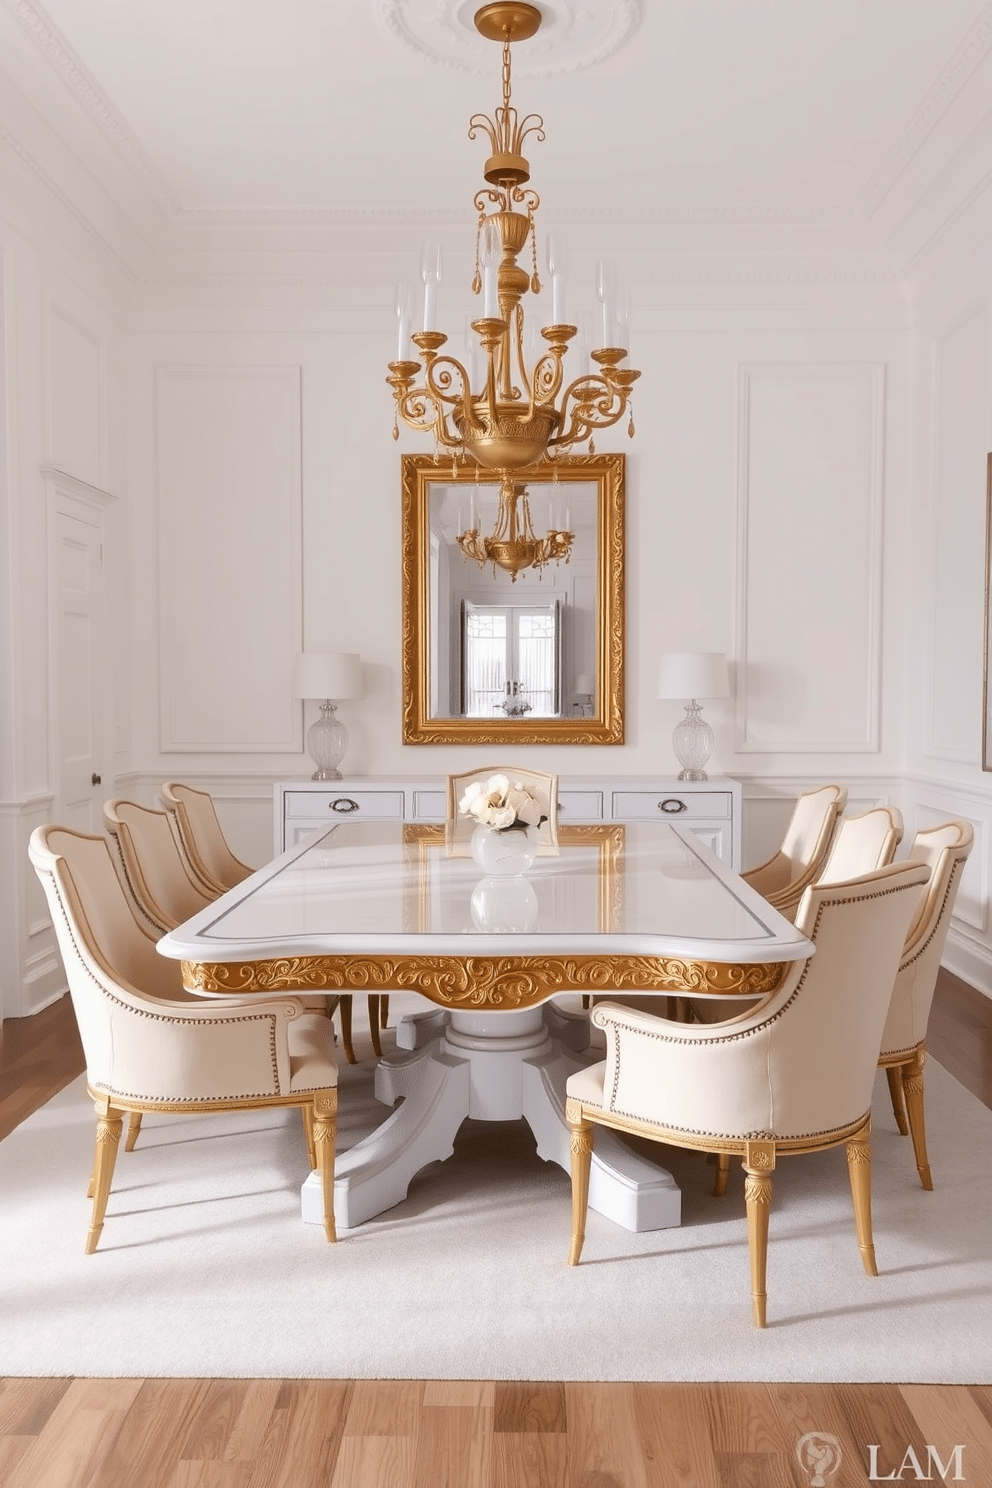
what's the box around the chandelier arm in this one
[549,376,628,450]
[529,347,565,408]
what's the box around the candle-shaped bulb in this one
[546,234,567,325]
[616,286,631,361]
[595,258,618,347]
[481,219,500,319]
[420,242,442,332]
[395,281,413,360]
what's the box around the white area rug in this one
[2,1002,991,1381]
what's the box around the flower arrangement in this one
[458,774,546,833]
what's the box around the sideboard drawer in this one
[411,789,446,821]
[283,790,405,821]
[612,790,732,822]
[556,789,604,820]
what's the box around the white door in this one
[54,504,105,831]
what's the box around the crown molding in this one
[854,3,992,220]
[0,118,138,281]
[2,0,181,215]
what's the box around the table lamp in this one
[656,651,730,781]
[292,651,364,779]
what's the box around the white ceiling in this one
[3,0,992,277]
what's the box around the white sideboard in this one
[274,775,742,869]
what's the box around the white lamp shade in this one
[292,651,364,701]
[656,651,729,701]
[575,673,595,695]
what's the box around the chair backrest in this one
[758,860,930,1135]
[879,820,974,1057]
[28,825,188,1079]
[602,860,929,1142]
[445,766,559,853]
[741,783,847,907]
[161,782,253,893]
[104,799,216,934]
[816,804,903,886]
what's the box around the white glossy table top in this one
[158,821,812,968]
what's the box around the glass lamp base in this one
[672,701,713,782]
[307,702,348,780]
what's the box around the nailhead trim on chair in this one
[105,827,167,935]
[597,877,917,1141]
[41,864,287,1097]
[899,858,965,973]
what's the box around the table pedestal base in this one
[301,1005,681,1233]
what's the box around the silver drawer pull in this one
[329,797,360,813]
[659,797,687,814]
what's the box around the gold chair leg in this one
[124,1111,143,1152]
[885,1064,909,1136]
[301,1104,316,1170]
[712,1152,730,1198]
[368,996,382,1059]
[846,1126,878,1276]
[565,1097,594,1267]
[338,995,356,1065]
[87,1097,123,1254]
[743,1140,775,1328]
[902,1050,933,1191]
[312,1090,338,1243]
[380,995,389,1028]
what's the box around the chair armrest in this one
[97,995,315,1103]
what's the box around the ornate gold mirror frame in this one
[401,452,624,744]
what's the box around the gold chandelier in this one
[457,479,572,580]
[386,1,639,576]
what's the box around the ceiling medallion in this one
[374,0,641,76]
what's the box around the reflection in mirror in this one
[402,454,624,744]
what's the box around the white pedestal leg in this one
[301,1008,681,1232]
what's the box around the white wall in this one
[4,202,992,1014]
[901,230,992,991]
[0,208,129,1017]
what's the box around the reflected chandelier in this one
[386,2,639,577]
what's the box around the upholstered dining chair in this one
[878,820,973,1189]
[740,783,847,917]
[104,798,216,936]
[29,824,338,1251]
[815,803,903,887]
[564,859,930,1327]
[160,781,254,895]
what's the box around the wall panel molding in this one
[155,365,303,754]
[923,306,989,765]
[43,298,107,488]
[734,361,885,754]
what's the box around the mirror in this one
[401,453,625,743]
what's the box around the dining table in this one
[157,819,813,1234]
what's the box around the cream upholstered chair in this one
[815,804,903,887]
[160,781,253,895]
[741,784,847,917]
[446,765,559,852]
[29,825,338,1251]
[105,798,360,1061]
[564,859,930,1327]
[103,798,216,936]
[878,820,973,1190]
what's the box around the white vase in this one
[470,875,539,932]
[470,823,537,876]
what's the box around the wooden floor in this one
[2,974,990,1488]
